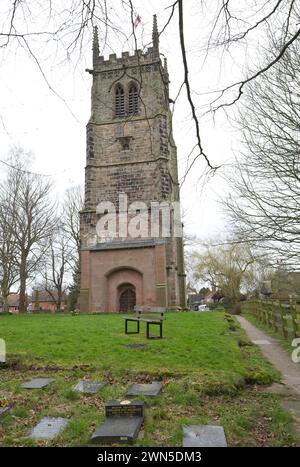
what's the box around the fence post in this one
[262,300,267,325]
[267,300,272,328]
[270,300,277,332]
[279,302,288,340]
[291,300,299,338]
[257,300,262,323]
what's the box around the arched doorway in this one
[119,286,136,312]
[106,268,143,312]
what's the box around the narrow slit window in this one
[115,84,125,117]
[128,84,138,115]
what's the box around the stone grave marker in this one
[0,338,6,364]
[91,400,144,445]
[22,378,54,389]
[29,417,68,440]
[126,344,147,349]
[73,380,106,394]
[91,417,143,445]
[0,395,12,416]
[183,425,227,447]
[0,406,11,417]
[105,400,144,418]
[126,381,162,397]
[252,339,271,345]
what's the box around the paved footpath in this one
[236,315,300,440]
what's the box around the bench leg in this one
[146,322,163,339]
[125,319,140,335]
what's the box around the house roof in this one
[0,293,20,307]
[31,290,67,302]
[7,293,20,307]
[188,293,202,303]
[204,290,223,301]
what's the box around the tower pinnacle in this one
[164,57,168,75]
[93,26,99,66]
[152,15,159,54]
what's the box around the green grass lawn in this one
[0,311,297,446]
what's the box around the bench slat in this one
[134,306,165,313]
[122,316,139,321]
[140,317,165,322]
[123,315,165,321]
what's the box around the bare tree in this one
[1,152,57,312]
[39,231,71,311]
[0,170,19,311]
[62,185,84,310]
[62,186,83,257]
[224,38,300,269]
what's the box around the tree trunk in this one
[56,289,62,312]
[19,257,27,312]
[3,295,9,313]
[1,283,10,313]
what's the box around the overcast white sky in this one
[0,0,266,241]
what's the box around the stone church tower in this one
[80,16,186,312]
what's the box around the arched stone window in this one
[128,83,138,115]
[115,84,125,117]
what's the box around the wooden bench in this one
[123,306,166,339]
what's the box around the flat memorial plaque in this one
[22,378,54,389]
[126,381,162,397]
[0,406,11,417]
[252,339,271,345]
[91,417,143,445]
[126,344,147,349]
[105,400,144,419]
[0,338,5,363]
[29,417,68,440]
[73,380,106,394]
[183,425,227,447]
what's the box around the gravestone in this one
[252,339,271,345]
[183,425,227,447]
[29,417,68,440]
[91,400,144,445]
[105,400,144,418]
[0,406,11,417]
[126,344,147,349]
[73,380,106,394]
[126,381,162,397]
[91,417,143,445]
[0,338,5,363]
[22,378,54,389]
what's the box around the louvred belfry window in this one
[128,84,138,115]
[115,84,125,117]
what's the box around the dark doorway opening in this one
[119,287,136,312]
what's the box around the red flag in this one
[134,15,141,28]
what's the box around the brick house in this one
[0,293,20,313]
[187,294,203,311]
[30,291,67,312]
[80,16,186,312]
[204,290,223,304]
